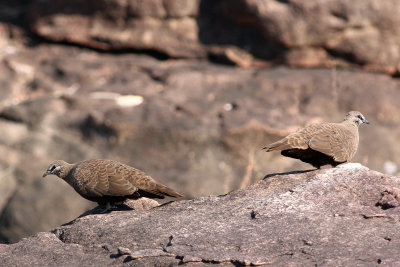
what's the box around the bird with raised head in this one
[263,111,369,169]
[43,159,183,212]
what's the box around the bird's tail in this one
[263,138,291,151]
[156,184,184,198]
[138,182,184,199]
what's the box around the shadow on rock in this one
[263,169,317,180]
[60,204,134,226]
[61,197,162,226]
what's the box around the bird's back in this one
[264,122,328,151]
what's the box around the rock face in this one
[0,164,399,266]
[26,0,400,72]
[0,42,400,243]
[223,0,400,70]
[27,0,204,58]
[0,0,400,244]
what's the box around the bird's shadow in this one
[263,169,317,180]
[61,204,133,226]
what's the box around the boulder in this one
[1,164,399,266]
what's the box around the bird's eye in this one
[50,165,57,171]
[357,115,363,120]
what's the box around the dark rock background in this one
[0,0,399,247]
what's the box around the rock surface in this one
[28,0,204,58]
[25,0,400,72]
[0,41,400,243]
[0,0,400,244]
[0,164,400,266]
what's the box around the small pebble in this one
[117,247,132,255]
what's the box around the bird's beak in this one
[363,119,370,124]
[42,171,50,177]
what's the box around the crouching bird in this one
[263,111,369,169]
[43,159,183,212]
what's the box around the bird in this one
[43,159,183,212]
[263,111,369,169]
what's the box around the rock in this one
[376,188,400,209]
[22,0,400,71]
[0,0,400,245]
[0,164,16,212]
[124,198,159,211]
[0,43,399,243]
[1,164,400,266]
[221,0,400,72]
[0,232,116,266]
[27,0,204,58]
[117,246,131,256]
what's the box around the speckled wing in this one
[102,162,137,196]
[308,123,357,162]
[125,168,183,198]
[264,123,323,151]
[116,164,160,195]
[75,160,136,197]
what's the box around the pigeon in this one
[43,159,183,212]
[263,111,369,169]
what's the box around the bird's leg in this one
[97,201,129,213]
[97,202,114,214]
[105,202,112,212]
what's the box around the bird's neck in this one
[342,120,359,129]
[59,163,74,179]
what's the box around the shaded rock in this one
[75,198,159,218]
[21,0,400,71]
[1,164,400,266]
[222,0,400,71]
[27,0,204,58]
[0,164,16,212]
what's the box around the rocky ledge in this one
[0,163,399,266]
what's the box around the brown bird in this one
[263,111,369,169]
[43,159,183,211]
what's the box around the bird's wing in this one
[125,168,183,198]
[101,164,137,196]
[308,124,355,162]
[265,123,323,151]
[79,162,135,197]
[71,164,107,197]
[101,163,165,197]
[78,160,181,198]
[127,171,167,198]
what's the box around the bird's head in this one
[43,160,69,178]
[344,111,369,126]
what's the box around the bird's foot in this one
[96,202,118,214]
